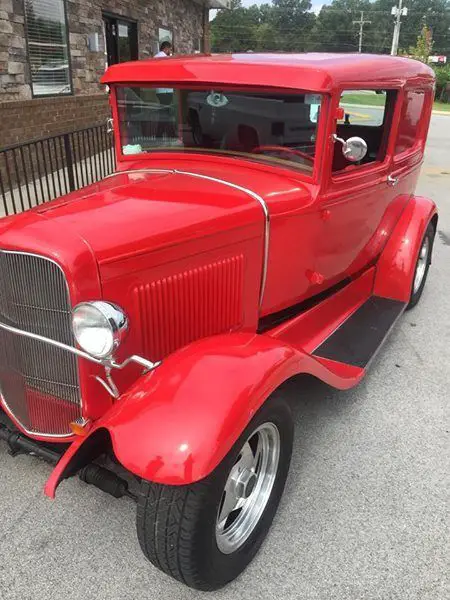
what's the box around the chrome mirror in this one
[333,134,368,162]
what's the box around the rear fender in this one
[45,332,361,497]
[374,195,437,302]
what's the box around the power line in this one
[353,10,372,52]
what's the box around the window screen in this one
[395,90,426,154]
[24,0,71,97]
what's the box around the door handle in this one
[387,174,399,186]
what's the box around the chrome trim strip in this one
[103,168,270,307]
[0,320,105,365]
[0,320,159,373]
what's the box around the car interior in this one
[332,90,397,172]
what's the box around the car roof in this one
[102,53,435,92]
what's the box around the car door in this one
[314,88,409,288]
[388,87,432,209]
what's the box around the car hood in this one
[0,161,312,268]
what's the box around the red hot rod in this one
[0,53,437,590]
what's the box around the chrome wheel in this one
[413,236,430,294]
[215,422,280,554]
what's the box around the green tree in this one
[392,0,450,56]
[309,0,373,52]
[254,22,278,50]
[211,0,316,52]
[433,64,450,100]
[211,0,450,57]
[211,0,260,52]
[269,0,315,51]
[405,24,434,61]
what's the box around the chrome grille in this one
[0,250,81,436]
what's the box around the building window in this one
[103,14,138,66]
[194,37,204,54]
[24,0,72,97]
[158,27,173,48]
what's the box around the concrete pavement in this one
[0,115,449,600]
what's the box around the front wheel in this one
[136,393,293,590]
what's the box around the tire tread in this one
[136,393,293,590]
[137,480,213,588]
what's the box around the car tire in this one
[136,392,293,590]
[406,222,435,310]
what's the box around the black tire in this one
[136,392,293,590]
[406,222,435,310]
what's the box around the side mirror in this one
[106,117,114,134]
[333,134,368,162]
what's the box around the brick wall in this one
[68,0,204,96]
[0,94,110,147]
[0,0,29,101]
[0,0,205,102]
[0,0,204,147]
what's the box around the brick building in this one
[0,0,228,148]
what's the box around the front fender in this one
[374,195,437,302]
[45,332,360,497]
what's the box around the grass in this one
[433,100,450,112]
[342,93,386,106]
[342,92,450,112]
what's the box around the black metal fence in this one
[0,124,116,217]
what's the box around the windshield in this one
[116,86,323,173]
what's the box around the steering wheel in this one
[252,145,314,164]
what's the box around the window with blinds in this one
[24,0,72,97]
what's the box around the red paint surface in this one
[101,53,434,93]
[45,331,364,497]
[373,196,437,302]
[0,54,437,491]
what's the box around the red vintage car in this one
[0,54,437,590]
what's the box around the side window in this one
[333,89,397,173]
[395,90,426,155]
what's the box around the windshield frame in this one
[110,83,330,182]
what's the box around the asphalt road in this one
[0,115,449,600]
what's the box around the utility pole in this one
[353,11,371,53]
[390,0,408,56]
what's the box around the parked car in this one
[0,53,437,590]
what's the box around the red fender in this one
[374,195,437,302]
[45,332,362,497]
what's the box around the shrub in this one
[433,65,450,103]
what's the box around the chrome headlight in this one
[72,301,128,359]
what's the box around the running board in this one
[312,296,406,368]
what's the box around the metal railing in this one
[0,124,116,218]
